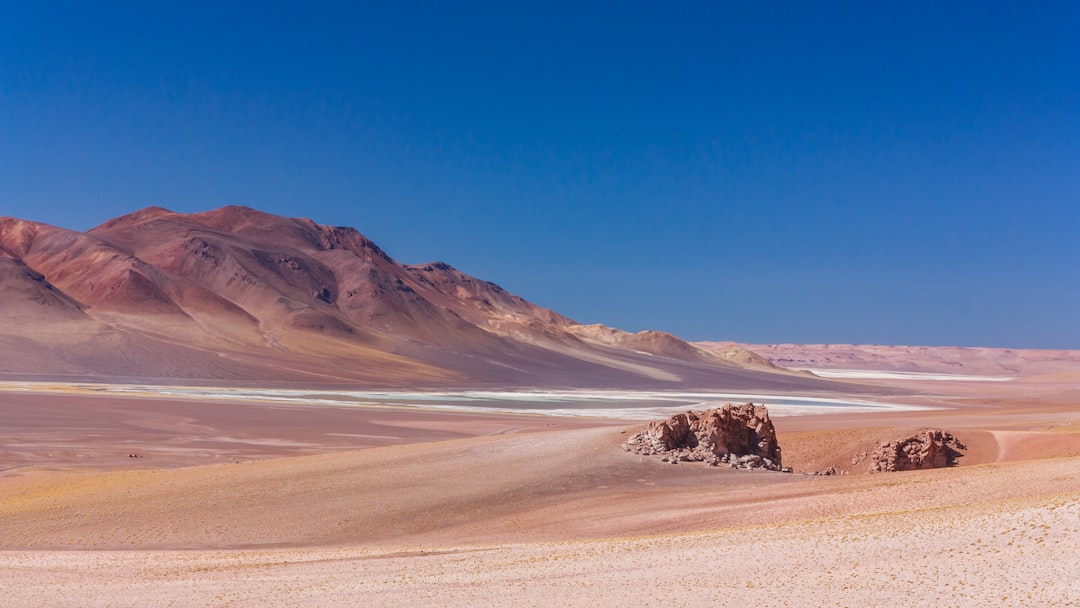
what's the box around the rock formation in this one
[624,403,788,471]
[868,430,966,473]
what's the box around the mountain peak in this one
[189,205,295,229]
[90,206,178,232]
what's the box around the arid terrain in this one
[2,353,1078,606]
[714,341,1080,379]
[1,208,1078,606]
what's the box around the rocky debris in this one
[868,430,966,473]
[623,403,789,472]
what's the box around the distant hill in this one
[0,205,830,390]
[728,343,1080,379]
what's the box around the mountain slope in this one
[0,206,831,390]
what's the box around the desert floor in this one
[1,374,1079,607]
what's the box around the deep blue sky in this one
[2,2,1078,347]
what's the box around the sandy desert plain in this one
[1,350,1079,607]
[2,209,1079,606]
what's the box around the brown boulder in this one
[868,430,966,473]
[624,403,785,471]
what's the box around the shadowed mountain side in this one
[0,249,85,320]
[1,206,857,390]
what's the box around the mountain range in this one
[0,206,829,389]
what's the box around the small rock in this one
[868,430,967,473]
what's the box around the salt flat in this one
[0,381,927,419]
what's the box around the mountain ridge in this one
[0,206,835,391]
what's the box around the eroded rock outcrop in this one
[624,403,788,471]
[868,429,966,473]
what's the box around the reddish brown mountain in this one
[0,206,832,389]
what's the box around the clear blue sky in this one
[2,2,1077,348]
